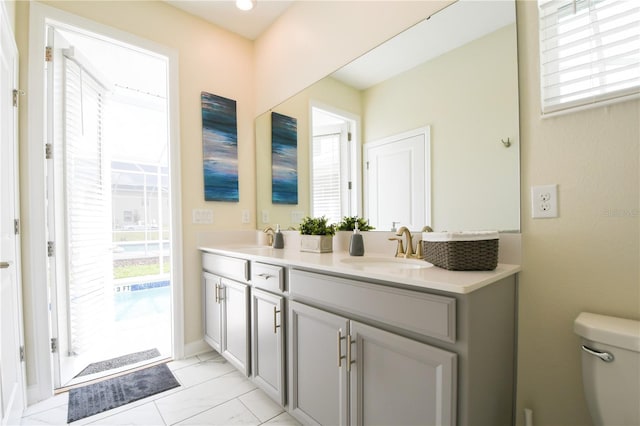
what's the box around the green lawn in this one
[114,262,171,279]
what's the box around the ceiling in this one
[164,0,294,40]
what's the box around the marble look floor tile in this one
[154,371,256,425]
[21,393,68,417]
[176,399,260,425]
[166,356,201,372]
[85,401,166,425]
[196,351,221,362]
[172,357,235,387]
[262,412,301,425]
[238,389,284,422]
[20,404,68,425]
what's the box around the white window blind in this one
[539,0,640,114]
[311,132,342,224]
[63,56,110,355]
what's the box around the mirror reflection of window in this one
[310,107,358,224]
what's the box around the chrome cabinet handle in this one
[582,345,614,362]
[346,334,353,373]
[0,261,10,269]
[257,273,273,280]
[337,329,346,367]
[273,306,281,334]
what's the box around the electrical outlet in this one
[192,208,213,224]
[241,209,250,224]
[261,210,270,224]
[531,184,558,218]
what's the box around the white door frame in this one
[26,2,183,404]
[1,0,26,422]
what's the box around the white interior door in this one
[364,127,431,231]
[0,4,26,422]
[47,28,112,387]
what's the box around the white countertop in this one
[199,244,521,295]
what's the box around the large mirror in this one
[256,0,520,232]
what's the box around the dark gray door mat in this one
[75,348,161,378]
[67,363,180,423]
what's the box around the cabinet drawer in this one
[289,269,456,343]
[252,262,284,293]
[202,253,248,282]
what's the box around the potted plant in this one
[335,216,375,232]
[334,216,374,252]
[299,216,335,253]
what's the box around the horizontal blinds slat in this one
[64,57,109,355]
[539,0,640,114]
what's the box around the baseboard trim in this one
[183,339,211,359]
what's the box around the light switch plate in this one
[192,208,213,224]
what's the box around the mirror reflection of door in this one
[364,127,431,231]
[310,106,360,224]
[46,24,173,388]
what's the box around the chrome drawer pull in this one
[581,345,614,362]
[0,261,10,269]
[273,306,281,334]
[257,273,274,280]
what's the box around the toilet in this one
[574,312,640,426]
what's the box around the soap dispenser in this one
[273,224,284,249]
[349,222,365,256]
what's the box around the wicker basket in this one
[422,231,499,271]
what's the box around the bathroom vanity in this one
[200,245,520,426]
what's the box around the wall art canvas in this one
[271,112,298,204]
[201,92,239,202]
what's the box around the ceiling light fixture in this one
[236,0,256,11]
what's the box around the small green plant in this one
[336,216,375,232]
[299,216,336,236]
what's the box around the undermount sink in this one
[340,257,433,270]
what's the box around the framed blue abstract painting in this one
[271,112,298,205]
[201,92,239,202]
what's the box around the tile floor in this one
[20,351,301,426]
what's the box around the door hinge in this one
[45,143,53,160]
[348,181,352,190]
[366,161,370,170]
[20,346,25,362]
[45,46,53,62]
[14,219,19,235]
[50,338,57,353]
[47,241,55,257]
[348,132,352,142]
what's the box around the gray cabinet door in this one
[203,272,221,352]
[220,277,250,376]
[349,321,457,426]
[251,288,285,405]
[289,301,349,426]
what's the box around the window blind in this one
[539,0,640,114]
[311,132,342,224]
[63,56,110,355]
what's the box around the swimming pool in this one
[114,285,170,322]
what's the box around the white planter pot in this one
[300,235,333,253]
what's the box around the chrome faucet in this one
[263,226,275,246]
[389,226,413,258]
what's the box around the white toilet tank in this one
[574,312,640,426]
